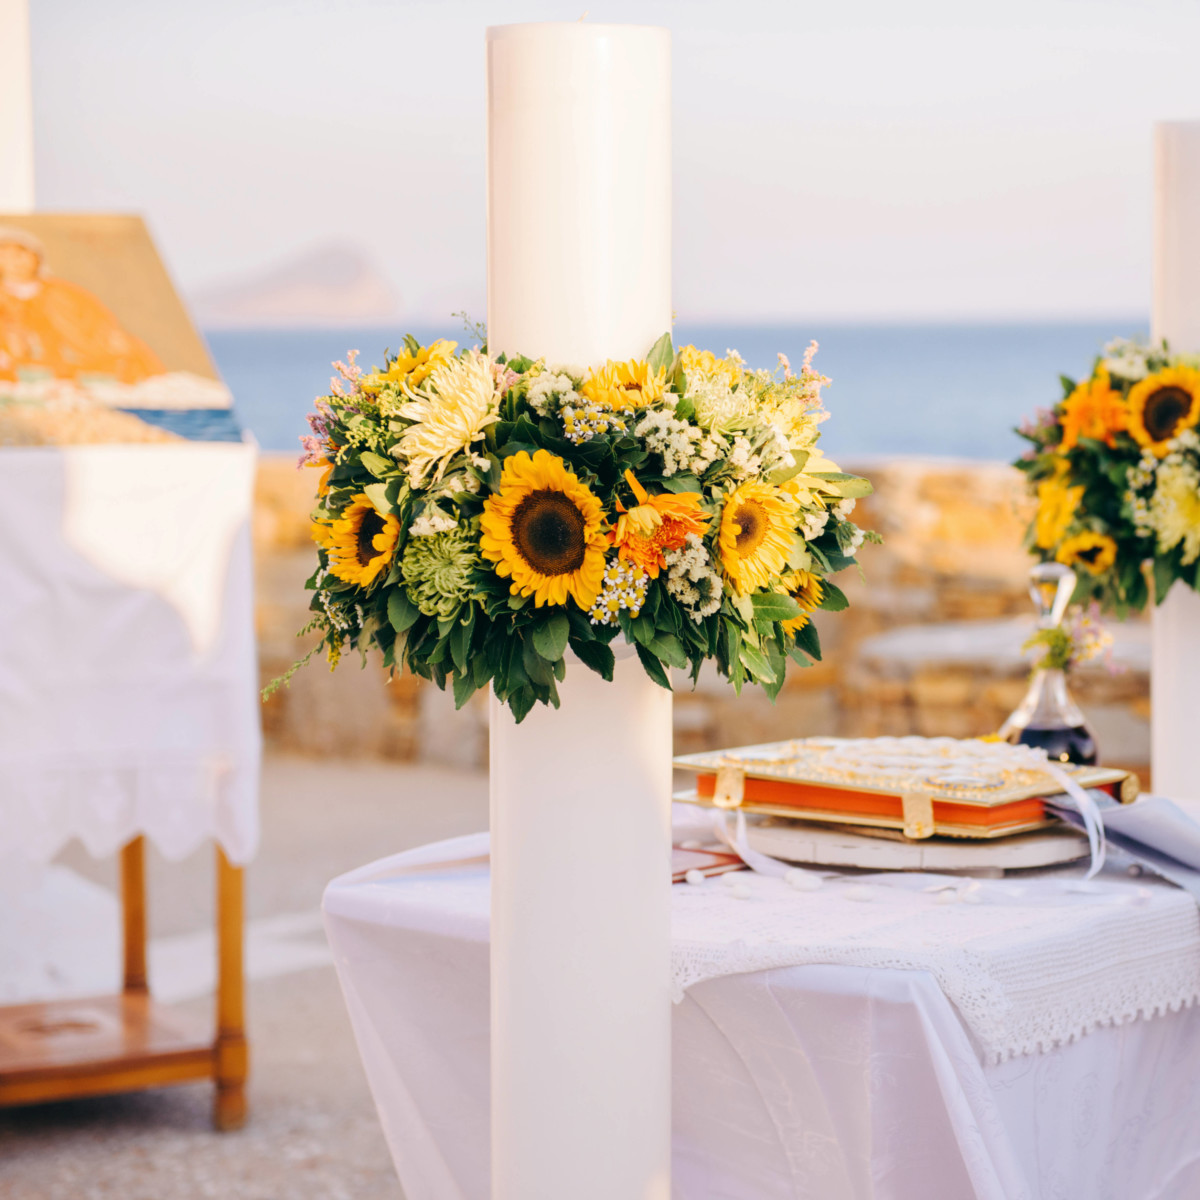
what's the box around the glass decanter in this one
[999,562,1098,765]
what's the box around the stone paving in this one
[0,754,490,1200]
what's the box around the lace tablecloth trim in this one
[670,870,1200,1063]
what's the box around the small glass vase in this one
[998,562,1098,766]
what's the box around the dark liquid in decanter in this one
[1007,725,1097,766]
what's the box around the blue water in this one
[205,321,1147,462]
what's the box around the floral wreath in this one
[275,327,877,722]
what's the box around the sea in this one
[205,321,1147,464]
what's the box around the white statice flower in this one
[727,435,763,480]
[799,509,829,540]
[832,497,857,521]
[634,409,720,476]
[844,524,866,553]
[663,533,723,621]
[409,507,459,537]
[1148,458,1200,564]
[526,371,579,418]
[1101,337,1151,383]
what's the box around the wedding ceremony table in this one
[325,825,1200,1200]
[0,441,261,1127]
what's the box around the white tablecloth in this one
[0,444,261,868]
[324,833,1200,1200]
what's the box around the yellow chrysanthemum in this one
[1126,365,1200,456]
[479,449,608,608]
[718,480,799,595]
[779,569,823,635]
[1059,371,1126,451]
[360,339,457,394]
[610,469,710,579]
[395,350,498,485]
[1150,460,1200,565]
[580,359,666,410]
[1056,531,1117,577]
[680,345,743,387]
[1034,459,1084,550]
[313,494,401,588]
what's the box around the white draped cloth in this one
[0,444,261,868]
[324,832,1200,1200]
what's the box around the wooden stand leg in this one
[214,846,248,1131]
[120,837,148,996]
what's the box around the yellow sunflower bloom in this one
[580,359,666,410]
[314,494,401,587]
[360,339,457,394]
[479,449,608,608]
[610,469,710,578]
[1126,365,1200,456]
[1059,371,1126,451]
[778,569,823,635]
[1056,531,1118,576]
[1034,459,1084,550]
[718,480,799,595]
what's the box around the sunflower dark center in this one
[733,500,768,555]
[1143,386,1192,441]
[355,508,387,566]
[1076,544,1102,564]
[511,490,587,576]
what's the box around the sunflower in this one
[360,339,457,394]
[1034,459,1084,550]
[394,350,498,485]
[718,480,799,594]
[610,469,710,578]
[480,449,608,608]
[580,358,666,410]
[1056,531,1118,576]
[1059,371,1126,450]
[778,569,823,635]
[314,494,401,587]
[1126,365,1200,455]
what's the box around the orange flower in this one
[610,469,709,578]
[1059,371,1126,451]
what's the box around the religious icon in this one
[0,214,238,444]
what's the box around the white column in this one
[1151,122,1200,804]
[486,23,673,1200]
[0,0,35,211]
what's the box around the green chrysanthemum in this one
[400,526,480,618]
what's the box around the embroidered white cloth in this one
[0,445,261,868]
[672,866,1200,1062]
[323,834,1200,1200]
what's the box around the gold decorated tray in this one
[674,736,1137,840]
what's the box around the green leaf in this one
[570,638,615,681]
[509,687,536,724]
[635,641,673,690]
[387,589,420,634]
[531,612,570,662]
[750,592,802,623]
[363,482,392,514]
[791,620,822,662]
[660,473,702,494]
[1154,557,1176,605]
[521,637,555,686]
[817,580,850,612]
[647,632,688,669]
[452,669,477,710]
[810,472,874,498]
[673,395,696,422]
[646,332,674,376]
[361,451,395,478]
[449,616,471,673]
[739,641,777,683]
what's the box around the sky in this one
[27,0,1200,324]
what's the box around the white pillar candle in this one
[1151,122,1200,804]
[0,0,35,211]
[486,22,673,1200]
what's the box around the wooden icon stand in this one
[0,837,248,1130]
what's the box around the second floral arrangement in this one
[290,331,876,721]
